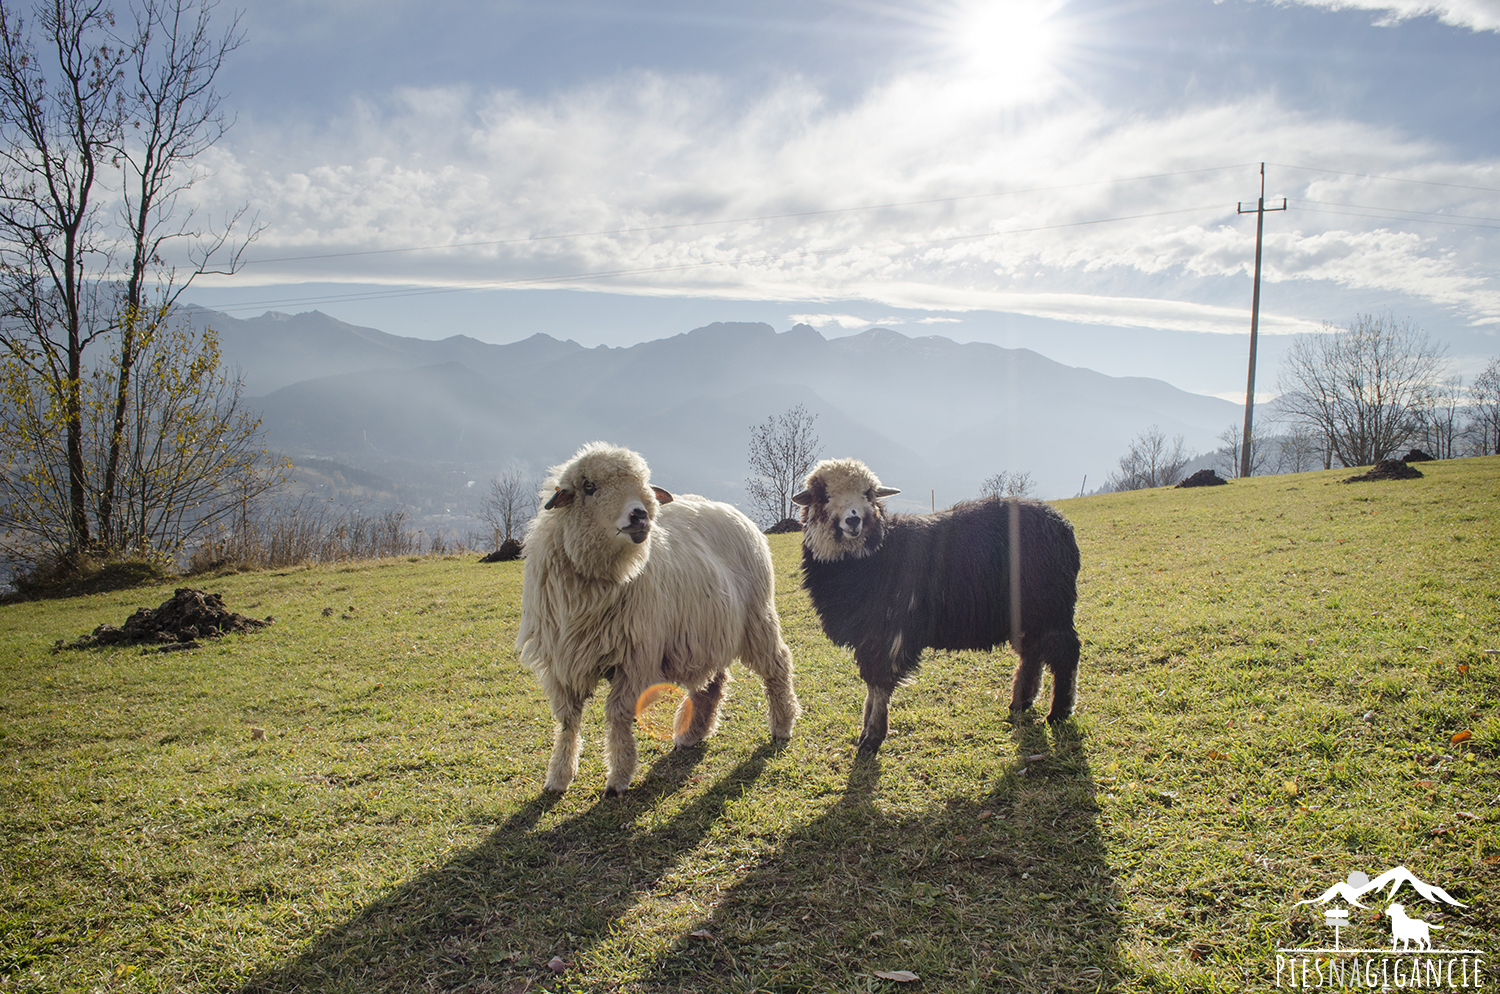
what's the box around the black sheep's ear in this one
[874,486,901,498]
[544,487,575,510]
[791,489,813,507]
[652,486,674,505]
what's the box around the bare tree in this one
[1106,425,1189,491]
[1467,356,1500,456]
[479,468,537,546]
[0,0,253,566]
[1274,422,1321,474]
[746,404,822,528]
[1215,421,1270,479]
[1415,374,1464,460]
[981,470,1034,498]
[1276,313,1447,468]
[100,0,249,549]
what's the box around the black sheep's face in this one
[542,445,673,581]
[792,459,900,563]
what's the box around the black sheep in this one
[792,458,1081,751]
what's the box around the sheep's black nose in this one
[630,507,649,525]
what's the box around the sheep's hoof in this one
[1046,709,1073,725]
[855,733,884,753]
[542,780,569,794]
[602,785,627,799]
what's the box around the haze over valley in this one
[199,307,1242,535]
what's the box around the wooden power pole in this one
[1237,163,1286,479]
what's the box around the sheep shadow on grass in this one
[236,742,780,993]
[637,720,1124,992]
[235,726,1120,993]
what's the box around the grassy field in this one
[2,456,1497,993]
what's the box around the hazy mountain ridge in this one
[201,307,1242,522]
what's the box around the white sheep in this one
[516,442,800,795]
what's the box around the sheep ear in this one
[875,486,901,498]
[791,489,813,507]
[544,487,574,510]
[652,486,674,505]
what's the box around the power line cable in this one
[1271,162,1500,196]
[1290,199,1500,230]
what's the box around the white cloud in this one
[1260,0,1500,31]
[191,64,1500,338]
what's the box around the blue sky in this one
[177,0,1500,400]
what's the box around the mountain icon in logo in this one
[1297,866,1468,910]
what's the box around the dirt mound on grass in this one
[58,588,273,653]
[1343,459,1424,483]
[765,518,804,534]
[1176,469,1228,488]
[1402,449,1434,462]
[479,538,524,562]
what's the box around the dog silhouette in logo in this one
[1386,903,1444,951]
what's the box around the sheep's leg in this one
[857,683,894,752]
[601,678,640,798]
[1009,644,1045,717]
[1014,628,1081,722]
[1044,627,1081,723]
[673,671,727,749]
[740,614,800,740]
[855,645,904,752]
[543,688,587,793]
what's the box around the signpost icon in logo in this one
[1277,864,1483,988]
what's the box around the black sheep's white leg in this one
[856,638,913,752]
[543,685,587,793]
[602,677,641,797]
[857,682,894,752]
[674,670,728,749]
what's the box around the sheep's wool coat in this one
[518,488,778,703]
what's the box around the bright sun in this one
[945,0,1064,96]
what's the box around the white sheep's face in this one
[542,444,673,582]
[792,458,900,562]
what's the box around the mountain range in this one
[189,306,1243,530]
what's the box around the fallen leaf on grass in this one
[688,929,714,939]
[546,956,567,973]
[873,970,920,982]
[1206,750,1229,762]
[1451,730,1472,745]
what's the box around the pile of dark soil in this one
[57,588,273,652]
[1402,449,1434,463]
[479,538,524,563]
[765,518,804,534]
[1343,459,1424,483]
[1176,469,1228,488]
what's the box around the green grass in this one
[2,456,1498,992]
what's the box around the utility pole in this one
[1237,162,1286,479]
